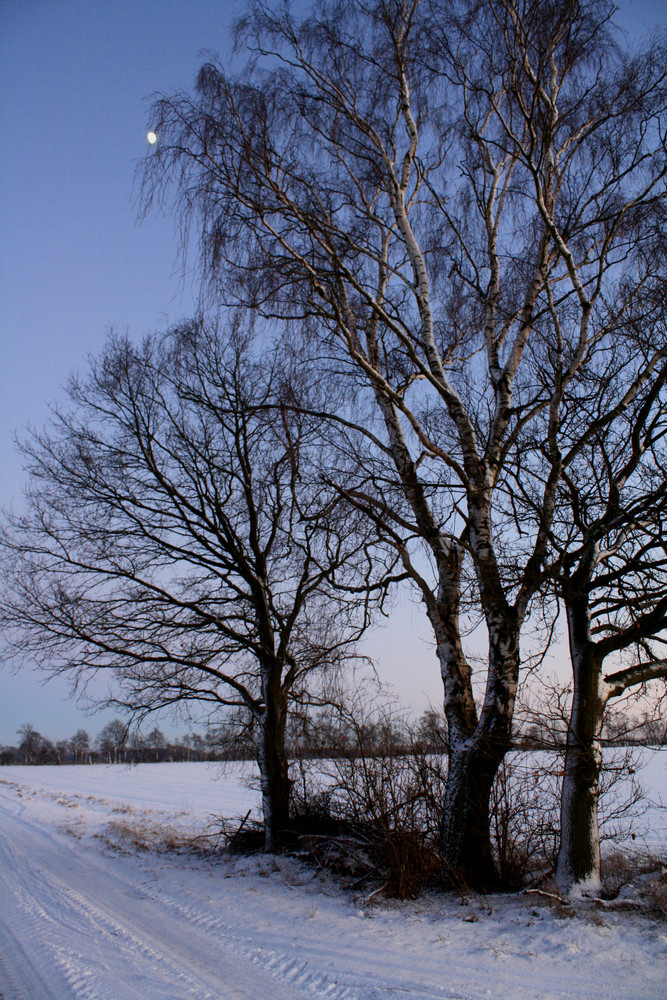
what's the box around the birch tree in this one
[141,0,666,886]
[0,323,388,849]
[548,306,667,893]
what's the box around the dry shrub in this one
[599,849,667,915]
[290,692,652,898]
[216,811,266,853]
[597,747,648,844]
[489,754,560,888]
[489,745,649,890]
[290,702,447,899]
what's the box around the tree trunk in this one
[556,619,605,894]
[441,736,502,889]
[437,582,519,890]
[258,670,290,852]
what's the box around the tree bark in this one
[258,668,290,852]
[435,545,520,890]
[556,601,605,894]
[441,736,503,890]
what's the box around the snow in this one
[0,753,666,1000]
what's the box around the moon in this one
[147,131,157,145]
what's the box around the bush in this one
[289,705,650,897]
[489,754,560,888]
[489,745,648,890]
[289,702,447,898]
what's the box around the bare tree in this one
[140,0,667,886]
[0,323,392,848]
[547,319,667,893]
[70,728,92,765]
[97,719,129,765]
[146,727,167,762]
[16,724,43,765]
[500,283,667,891]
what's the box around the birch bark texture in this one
[140,0,667,886]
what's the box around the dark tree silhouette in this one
[140,0,667,886]
[0,323,393,848]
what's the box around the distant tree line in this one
[1,709,443,766]
[3,698,664,768]
[1,720,212,766]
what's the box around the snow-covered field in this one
[0,753,665,1000]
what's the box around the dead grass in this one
[97,814,226,857]
[112,803,134,815]
[597,849,667,916]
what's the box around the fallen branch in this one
[362,882,389,904]
[524,888,567,904]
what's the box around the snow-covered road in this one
[0,787,315,1000]
[1,762,666,1000]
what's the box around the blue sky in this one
[1,0,665,745]
[1,0,240,743]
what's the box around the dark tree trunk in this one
[441,737,503,890]
[437,555,520,890]
[258,669,290,852]
[556,600,605,894]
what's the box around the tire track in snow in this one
[104,860,469,1000]
[0,914,66,1000]
[0,791,332,1000]
[0,800,97,1000]
[80,857,361,1000]
[0,807,215,1000]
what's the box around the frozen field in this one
[0,753,666,1000]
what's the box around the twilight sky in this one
[1,0,665,746]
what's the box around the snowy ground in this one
[0,753,666,1000]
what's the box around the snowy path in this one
[0,789,314,1000]
[0,774,449,1000]
[1,764,666,1000]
